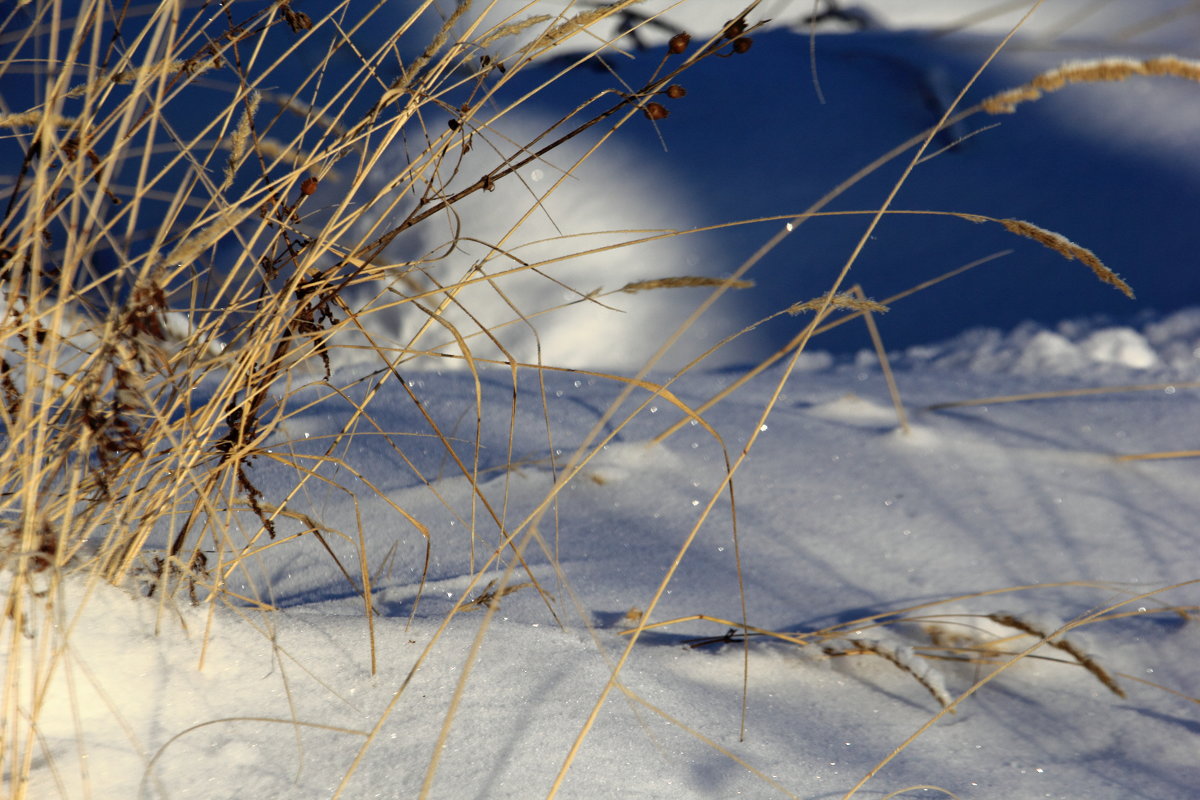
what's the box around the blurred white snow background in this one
[332,0,1200,371]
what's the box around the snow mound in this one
[902,309,1200,377]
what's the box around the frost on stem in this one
[987,611,1125,698]
[822,637,953,709]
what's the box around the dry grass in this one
[981,55,1200,114]
[626,581,1197,800]
[626,585,1197,710]
[1,1,1197,798]
[995,217,1133,298]
[0,1,766,794]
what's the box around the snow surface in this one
[19,327,1200,798]
[8,3,1200,799]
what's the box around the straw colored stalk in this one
[478,14,552,48]
[786,292,888,316]
[982,55,1200,114]
[997,218,1133,298]
[221,90,261,191]
[536,0,644,48]
[987,612,1125,698]
[621,276,754,293]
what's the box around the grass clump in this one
[1,1,1197,798]
[0,1,763,793]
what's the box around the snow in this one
[18,341,1199,798]
[7,3,1200,799]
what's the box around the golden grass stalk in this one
[161,210,246,270]
[926,381,1200,411]
[220,90,261,191]
[986,612,1125,697]
[392,0,475,97]
[652,250,1012,444]
[822,638,953,709]
[996,218,1134,298]
[1116,449,1200,462]
[614,682,803,799]
[0,110,78,129]
[60,59,222,99]
[983,55,1200,114]
[785,291,888,316]
[849,284,909,434]
[620,276,755,293]
[535,0,646,50]
[477,14,552,48]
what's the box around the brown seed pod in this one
[280,4,313,33]
[447,118,460,131]
[732,36,753,54]
[668,32,691,54]
[643,102,669,121]
[723,17,747,39]
[300,177,318,196]
[665,84,687,99]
